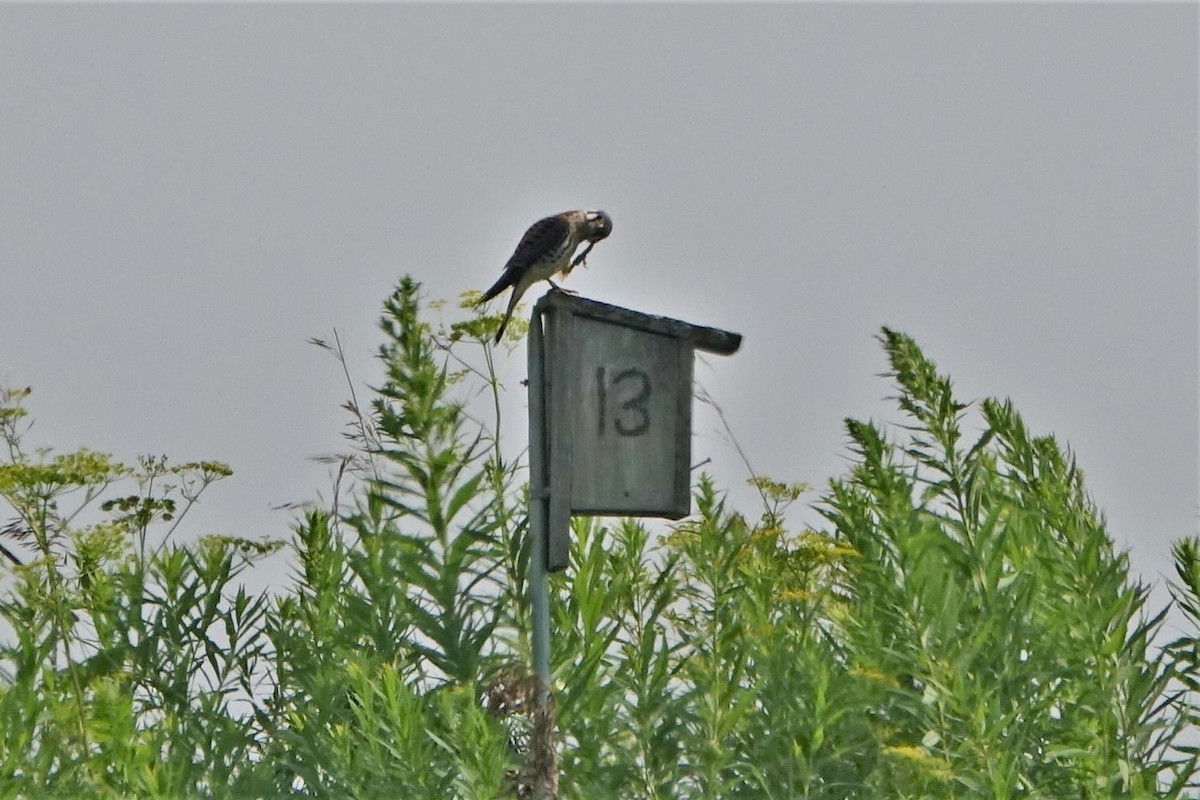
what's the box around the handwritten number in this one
[596,367,651,437]
[613,369,651,436]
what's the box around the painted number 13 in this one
[596,367,651,437]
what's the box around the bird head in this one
[582,210,613,242]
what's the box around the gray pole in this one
[526,307,552,704]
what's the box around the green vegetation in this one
[1,277,1197,797]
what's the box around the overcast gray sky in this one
[0,4,1196,603]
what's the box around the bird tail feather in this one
[493,285,524,344]
[479,275,509,305]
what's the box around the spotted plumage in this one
[479,210,613,344]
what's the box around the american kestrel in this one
[479,210,613,344]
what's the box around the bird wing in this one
[480,215,571,302]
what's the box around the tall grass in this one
[0,282,1194,797]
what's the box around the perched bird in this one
[479,210,613,344]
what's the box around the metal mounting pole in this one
[525,306,557,799]
[527,306,551,694]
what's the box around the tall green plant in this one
[818,328,1187,797]
[0,387,276,799]
[256,278,520,797]
[243,304,1200,797]
[2,285,1192,798]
